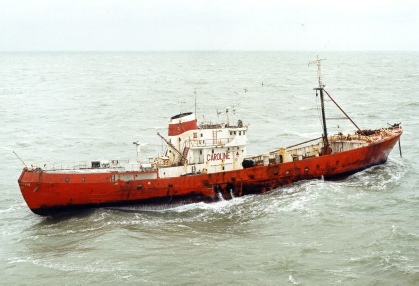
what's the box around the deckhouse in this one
[156,112,248,178]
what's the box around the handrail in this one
[285,136,322,149]
[184,137,234,148]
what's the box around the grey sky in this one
[1,0,418,51]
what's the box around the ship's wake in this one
[104,156,406,224]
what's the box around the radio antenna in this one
[308,55,326,88]
[309,55,329,153]
[178,100,185,115]
[194,88,197,116]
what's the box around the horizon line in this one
[1,49,418,53]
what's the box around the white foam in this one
[288,274,300,285]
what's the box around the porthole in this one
[65,177,70,182]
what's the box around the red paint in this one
[168,119,197,136]
[18,130,402,216]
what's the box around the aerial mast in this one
[194,88,197,116]
[309,55,330,155]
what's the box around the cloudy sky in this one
[1,0,418,51]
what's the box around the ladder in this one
[180,147,190,165]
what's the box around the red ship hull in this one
[18,131,402,216]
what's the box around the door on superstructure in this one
[212,130,217,145]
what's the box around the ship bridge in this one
[157,112,248,178]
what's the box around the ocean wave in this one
[344,157,405,190]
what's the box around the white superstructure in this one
[154,112,248,178]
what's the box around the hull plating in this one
[18,133,401,216]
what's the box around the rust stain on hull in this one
[18,131,402,216]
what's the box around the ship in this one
[17,57,403,216]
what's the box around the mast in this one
[194,88,197,116]
[309,55,330,154]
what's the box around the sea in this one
[1,51,418,285]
